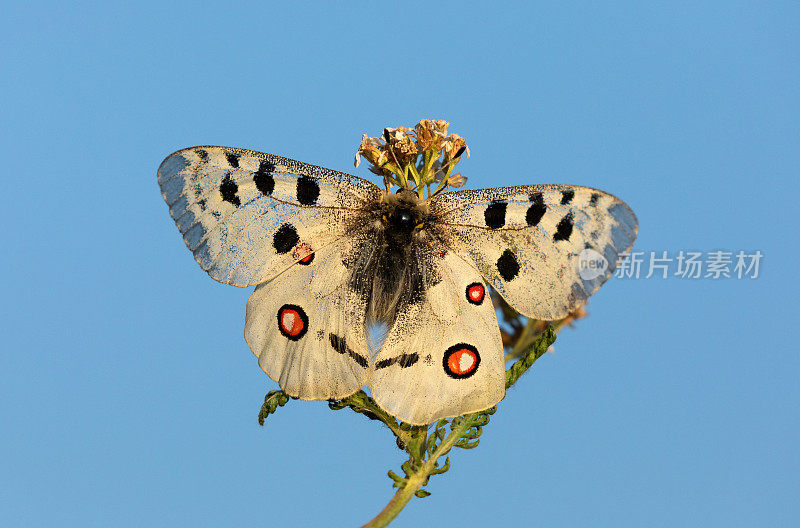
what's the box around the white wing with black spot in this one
[431,185,638,320]
[370,251,505,425]
[245,239,370,400]
[158,146,381,287]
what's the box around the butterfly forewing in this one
[430,185,638,320]
[158,146,381,286]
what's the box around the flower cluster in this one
[354,119,470,198]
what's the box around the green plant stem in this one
[505,325,556,389]
[360,412,482,528]
[360,476,420,528]
[360,326,558,528]
[503,318,538,362]
[329,391,416,447]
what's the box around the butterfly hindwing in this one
[244,238,370,400]
[431,185,638,320]
[158,146,381,286]
[369,251,505,426]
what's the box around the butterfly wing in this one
[158,146,381,286]
[244,238,370,400]
[369,251,505,425]
[430,185,638,320]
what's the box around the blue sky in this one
[2,2,798,526]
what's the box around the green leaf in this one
[455,438,480,450]
[430,456,451,475]
[387,470,406,484]
[257,390,290,426]
[472,414,492,427]
[462,427,483,440]
[414,489,431,498]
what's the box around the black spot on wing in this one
[375,353,420,370]
[329,333,368,368]
[526,192,546,226]
[590,193,600,206]
[484,201,507,229]
[496,249,520,281]
[225,152,240,169]
[398,353,419,367]
[296,176,320,205]
[196,149,208,160]
[569,282,587,305]
[328,333,347,353]
[561,190,575,205]
[254,160,275,195]
[553,213,574,242]
[219,174,240,207]
[273,223,299,254]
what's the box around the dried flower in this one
[442,133,469,162]
[447,172,468,188]
[414,119,449,151]
[353,118,471,199]
[384,126,418,165]
[356,134,385,168]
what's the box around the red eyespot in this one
[466,282,485,305]
[277,304,308,340]
[292,242,314,265]
[443,344,480,379]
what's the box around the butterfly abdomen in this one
[344,190,443,326]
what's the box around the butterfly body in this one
[345,189,447,325]
[159,145,638,425]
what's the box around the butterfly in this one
[158,145,638,425]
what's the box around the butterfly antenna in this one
[384,128,409,190]
[439,146,466,172]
